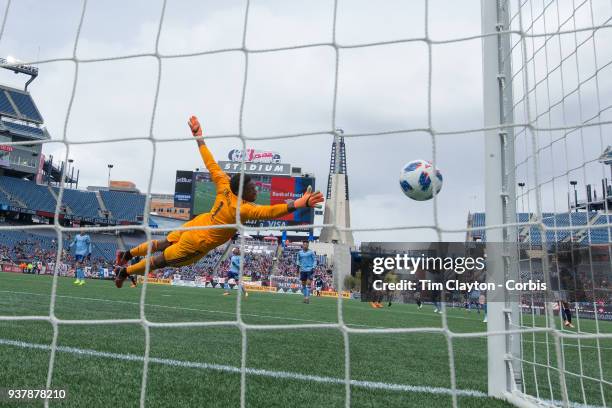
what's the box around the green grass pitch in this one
[193,183,217,215]
[193,182,271,217]
[0,273,610,407]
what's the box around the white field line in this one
[0,287,607,407]
[0,289,369,327]
[0,337,487,399]
[2,290,611,350]
[0,337,604,408]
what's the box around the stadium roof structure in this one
[0,84,44,124]
[599,146,612,165]
[0,84,49,147]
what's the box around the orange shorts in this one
[163,215,215,267]
[166,216,200,244]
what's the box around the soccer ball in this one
[399,160,443,201]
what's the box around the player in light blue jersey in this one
[296,241,317,304]
[468,289,481,313]
[223,247,248,298]
[69,232,91,286]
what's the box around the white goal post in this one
[482,0,525,401]
[483,0,612,407]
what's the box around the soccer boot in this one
[114,267,128,288]
[115,250,131,267]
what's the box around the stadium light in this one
[67,159,75,189]
[570,181,578,212]
[107,164,114,187]
[517,182,525,213]
[0,56,39,90]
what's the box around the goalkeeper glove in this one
[188,116,202,137]
[294,186,324,209]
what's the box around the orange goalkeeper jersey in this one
[182,144,290,248]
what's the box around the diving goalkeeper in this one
[113,116,324,288]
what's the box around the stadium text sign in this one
[219,161,290,176]
[136,276,172,285]
[174,170,193,208]
[228,148,281,163]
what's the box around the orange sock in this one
[129,240,159,257]
[126,257,155,276]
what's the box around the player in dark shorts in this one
[560,300,575,328]
[296,241,317,304]
[224,247,247,297]
[415,291,423,309]
[315,276,324,296]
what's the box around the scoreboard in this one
[175,170,316,229]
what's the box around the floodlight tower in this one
[0,56,38,90]
[319,129,354,246]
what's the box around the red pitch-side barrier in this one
[1,263,22,273]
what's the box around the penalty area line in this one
[0,337,486,399]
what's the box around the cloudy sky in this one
[0,0,610,242]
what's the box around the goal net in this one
[485,0,612,406]
[0,0,609,407]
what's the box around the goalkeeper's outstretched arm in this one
[188,115,229,188]
[240,186,324,221]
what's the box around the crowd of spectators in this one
[0,239,56,265]
[1,233,335,291]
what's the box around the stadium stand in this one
[0,176,56,213]
[0,229,118,265]
[1,120,45,138]
[0,222,334,291]
[588,214,612,243]
[7,90,43,122]
[55,187,102,219]
[0,230,56,265]
[100,190,145,222]
[468,212,610,244]
[0,91,16,116]
[88,241,118,261]
[0,189,10,206]
[0,176,150,223]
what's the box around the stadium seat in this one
[0,91,16,116]
[1,120,45,138]
[0,176,57,213]
[54,188,102,219]
[7,90,43,122]
[100,190,146,222]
